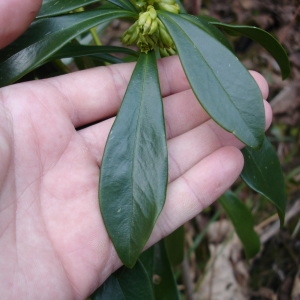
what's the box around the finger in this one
[49,65,268,127]
[48,63,268,129]
[0,105,12,188]
[168,99,272,183]
[0,0,42,49]
[37,56,190,127]
[164,89,272,140]
[78,89,272,169]
[29,58,269,129]
[147,146,244,246]
[77,87,205,162]
[249,71,269,100]
[167,120,240,183]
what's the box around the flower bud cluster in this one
[138,5,158,35]
[159,45,176,57]
[156,0,180,14]
[122,2,179,54]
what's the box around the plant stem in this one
[53,59,71,73]
[181,258,195,300]
[90,27,102,46]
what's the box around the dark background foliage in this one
[178,1,300,299]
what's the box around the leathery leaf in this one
[0,9,136,87]
[219,191,260,259]
[241,137,286,226]
[140,239,180,299]
[209,22,290,80]
[158,11,265,149]
[99,51,168,268]
[37,0,101,18]
[92,260,154,300]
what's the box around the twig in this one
[258,200,300,244]
[181,258,195,300]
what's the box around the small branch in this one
[181,258,195,300]
[257,200,300,244]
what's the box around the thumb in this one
[0,0,42,49]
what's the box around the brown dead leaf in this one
[271,81,300,126]
[195,220,249,300]
[292,270,300,300]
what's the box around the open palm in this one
[0,59,270,299]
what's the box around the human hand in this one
[0,1,271,299]
[0,0,42,49]
[0,58,271,299]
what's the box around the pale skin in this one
[0,0,272,299]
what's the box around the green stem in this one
[76,6,103,46]
[53,59,71,73]
[90,27,102,46]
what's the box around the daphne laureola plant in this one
[0,0,290,297]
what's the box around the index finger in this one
[39,55,190,127]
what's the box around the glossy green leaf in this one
[164,226,185,266]
[241,137,286,225]
[158,11,265,149]
[140,240,180,300]
[50,43,138,63]
[92,261,154,300]
[37,0,101,18]
[92,275,125,300]
[219,191,260,258]
[209,22,291,79]
[0,9,137,87]
[107,0,138,12]
[179,14,233,51]
[99,51,168,268]
[54,43,138,58]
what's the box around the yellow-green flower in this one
[123,1,179,53]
